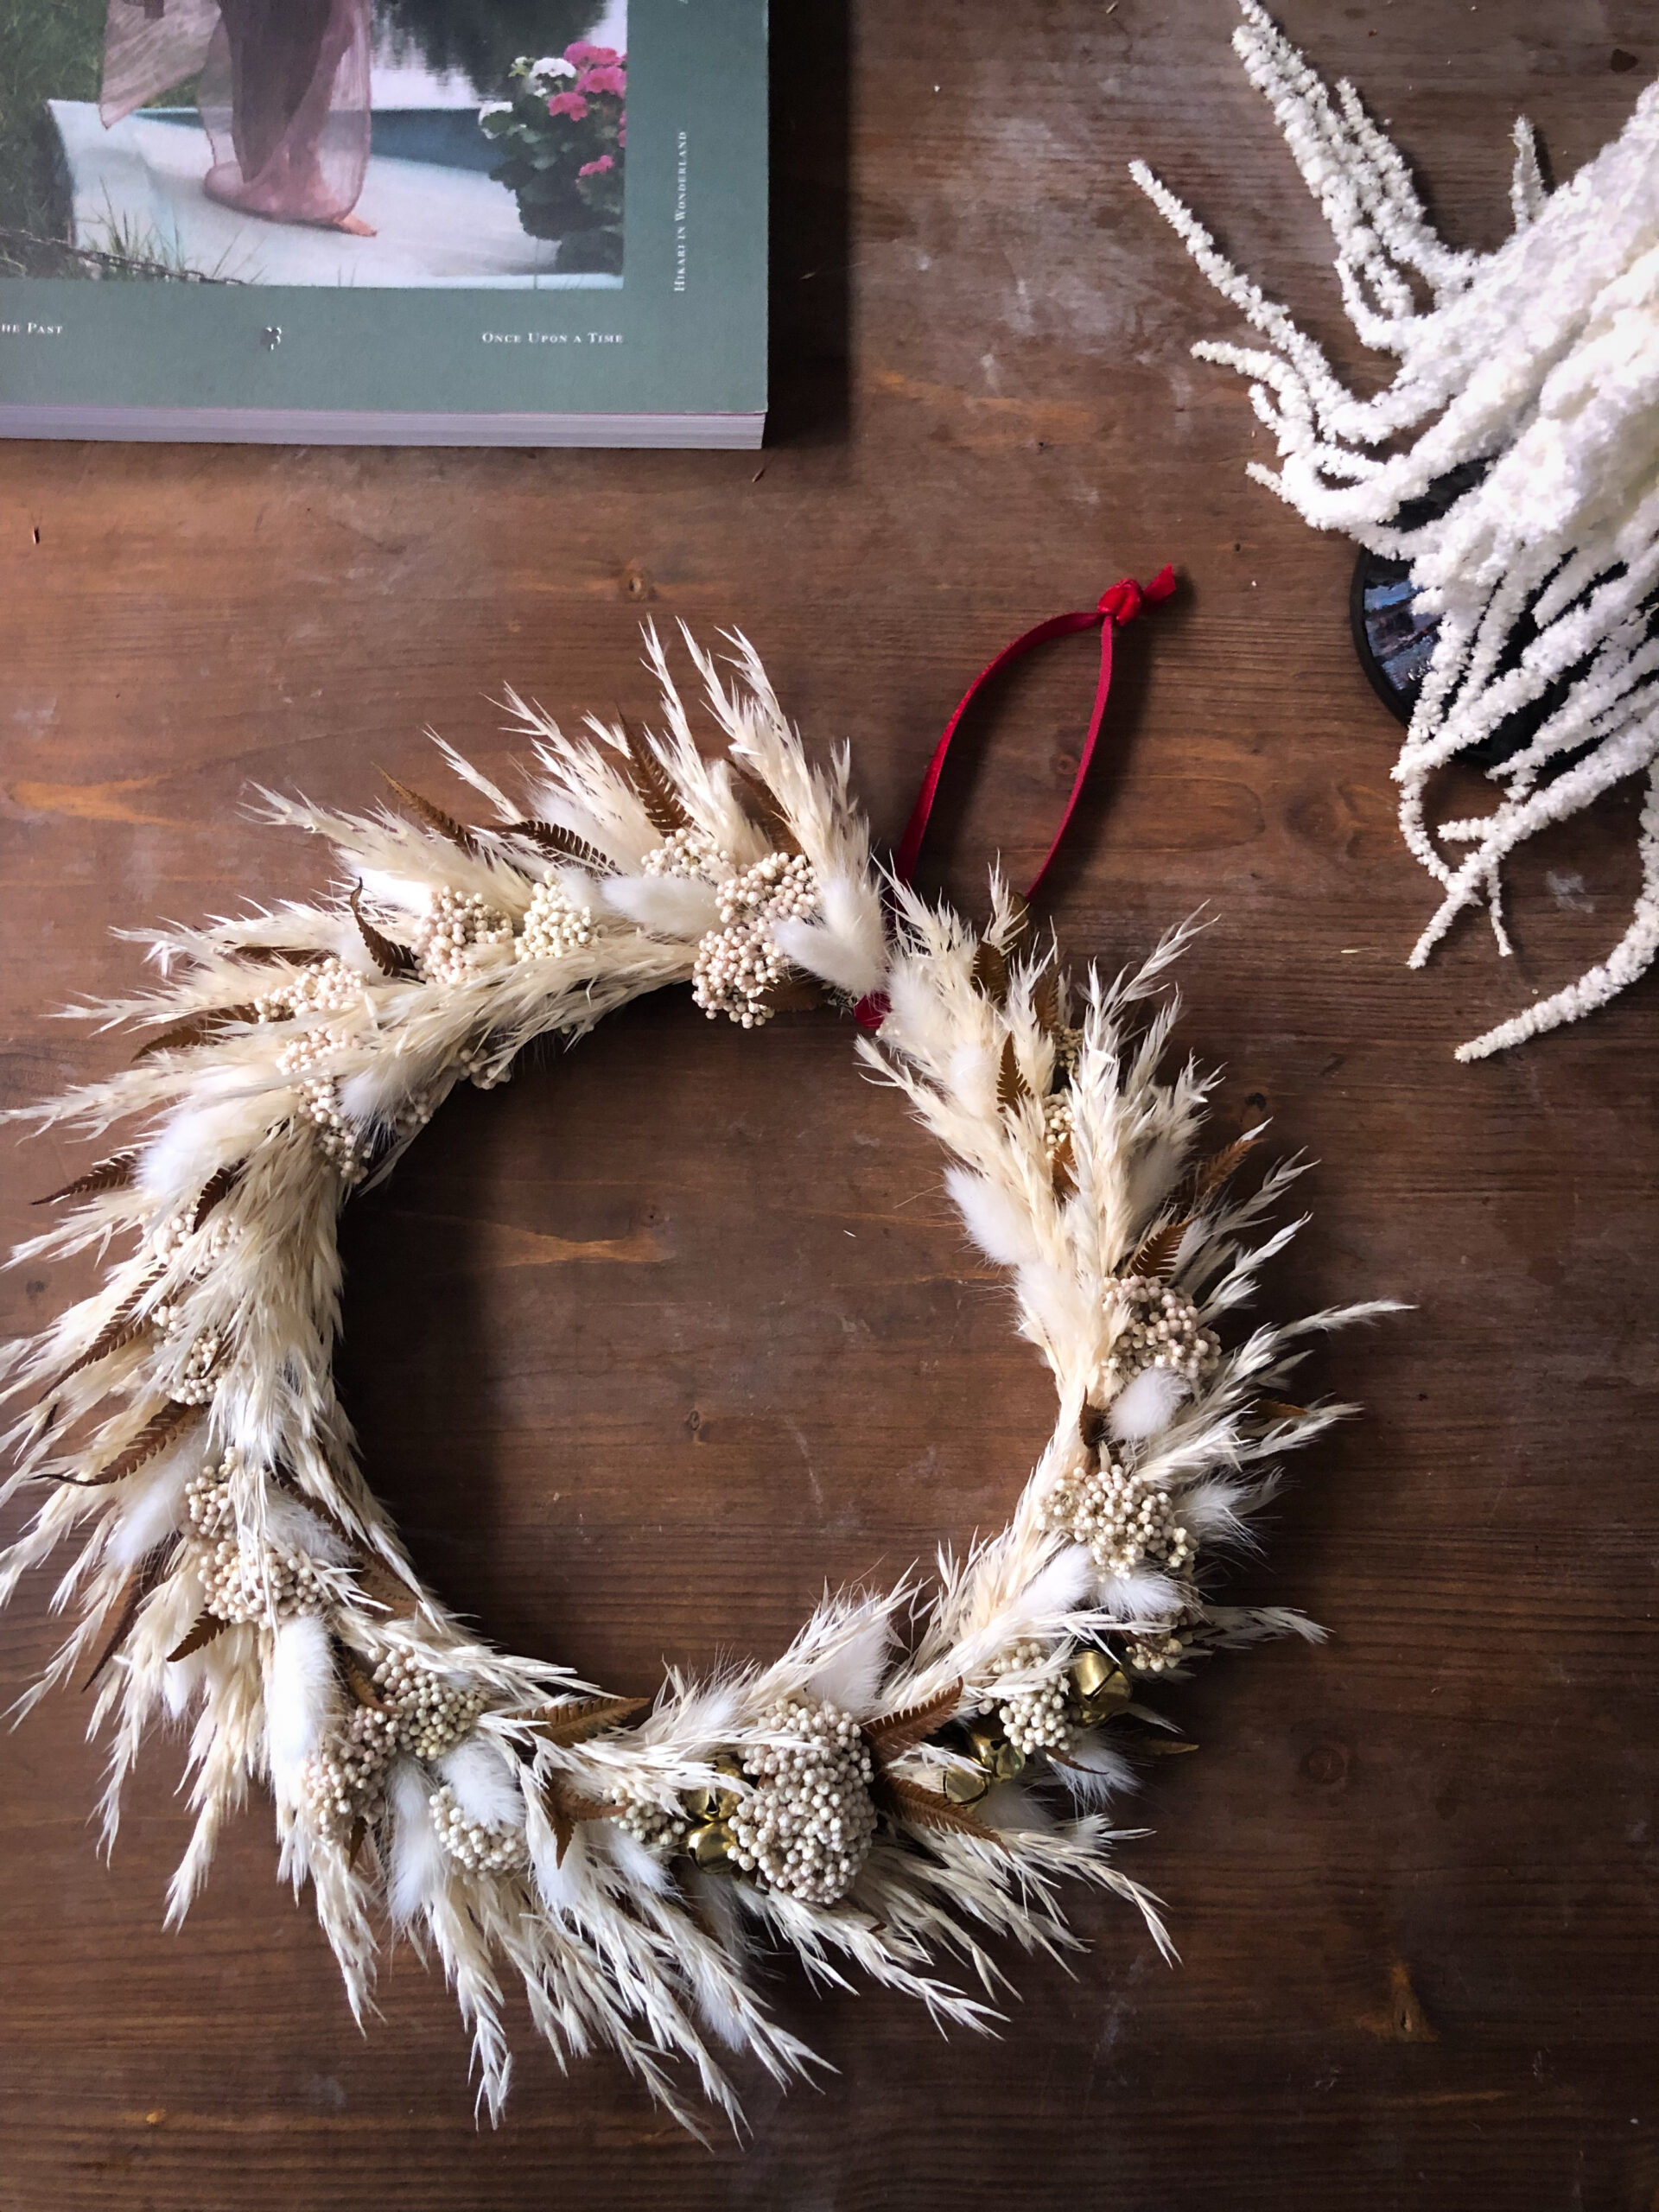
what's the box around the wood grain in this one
[2,5,1656,2208]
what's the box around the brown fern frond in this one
[1255,1397,1309,1425]
[997,1036,1033,1113]
[730,766,804,856]
[133,1005,260,1059]
[1051,1131,1076,1198]
[1078,1402,1110,1453]
[538,1694,650,1749]
[168,1610,231,1662]
[349,882,417,980]
[379,771,480,856]
[80,1538,179,1692]
[970,940,1008,1003]
[865,1680,963,1764]
[1127,1218,1189,1281]
[33,1151,138,1206]
[350,1549,422,1619]
[191,1160,245,1234]
[621,721,692,836]
[37,1294,153,1399]
[83,1401,206,1486]
[543,1772,625,1865]
[1032,970,1061,1037]
[1190,1129,1262,1206]
[755,974,825,1018]
[502,819,614,874]
[881,1772,1007,1846]
[228,946,333,969]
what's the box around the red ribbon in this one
[855,565,1176,1030]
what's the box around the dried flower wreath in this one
[1,625,1386,2132]
[1134,2,1659,1059]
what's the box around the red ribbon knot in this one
[853,564,1177,1033]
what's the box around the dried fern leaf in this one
[37,1285,156,1399]
[502,819,614,874]
[33,1151,138,1206]
[883,1772,1007,1846]
[1127,1218,1189,1281]
[756,974,825,1018]
[866,1679,963,1764]
[1255,1397,1310,1425]
[380,771,480,856]
[543,1773,624,1865]
[134,1006,260,1059]
[997,1036,1033,1113]
[1032,970,1061,1038]
[229,946,333,969]
[191,1160,245,1234]
[349,882,417,980]
[80,1538,179,1692]
[621,721,692,836]
[85,1401,206,1487]
[168,1610,230,1663]
[537,1694,650,1749]
[1078,1402,1111,1453]
[349,1549,422,1619]
[1190,1130,1262,1206]
[339,1649,384,1708]
[1051,1130,1076,1198]
[731,766,804,855]
[970,940,1008,1003]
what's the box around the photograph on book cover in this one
[3,1,627,290]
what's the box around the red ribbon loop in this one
[854,565,1175,1031]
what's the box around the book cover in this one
[0,0,766,446]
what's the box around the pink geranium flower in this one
[578,64,626,97]
[547,90,588,119]
[578,155,614,177]
[564,41,620,66]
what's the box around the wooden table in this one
[2,5,1655,2206]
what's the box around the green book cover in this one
[0,0,766,445]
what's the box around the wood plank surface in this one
[2,5,1656,2208]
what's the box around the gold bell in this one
[967,1726,1026,1782]
[1070,1649,1129,1722]
[687,1819,737,1869]
[940,1763,992,1806]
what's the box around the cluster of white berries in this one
[728,1694,876,1904]
[642,825,728,880]
[1102,1275,1220,1390]
[691,924,791,1027]
[292,1075,368,1184]
[301,1706,400,1843]
[715,850,817,927]
[371,1651,486,1763]
[412,888,513,984]
[515,880,595,963]
[429,1783,529,1874]
[1044,1454,1194,1580]
[1124,1629,1186,1675]
[691,851,820,1028]
[149,1207,236,1268]
[184,1451,240,1538]
[252,955,365,1024]
[614,1790,690,1857]
[198,1531,330,1624]
[986,1639,1075,1758]
[1042,1090,1075,1173]
[168,1329,223,1406]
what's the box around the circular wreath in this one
[1,630,1382,2129]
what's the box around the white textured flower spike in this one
[1134,1,1659,1059]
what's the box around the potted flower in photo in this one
[479,44,625,274]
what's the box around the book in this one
[0,0,766,448]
